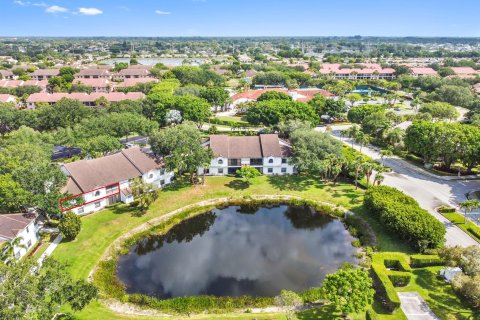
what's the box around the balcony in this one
[250,159,263,166]
[228,159,241,166]
[106,185,119,196]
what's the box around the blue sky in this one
[1,0,479,37]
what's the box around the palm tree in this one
[361,161,377,187]
[459,199,480,224]
[1,236,26,265]
[380,149,393,165]
[353,155,365,189]
[355,132,370,153]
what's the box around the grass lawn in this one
[441,212,480,243]
[214,115,249,124]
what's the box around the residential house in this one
[72,78,112,93]
[199,134,295,176]
[450,67,480,78]
[115,77,158,89]
[0,94,16,104]
[410,67,438,77]
[75,68,111,79]
[29,69,59,81]
[61,147,174,215]
[115,68,151,80]
[0,70,14,80]
[230,88,333,106]
[319,63,396,80]
[26,92,145,108]
[0,212,42,260]
[0,79,48,92]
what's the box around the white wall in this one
[12,220,41,259]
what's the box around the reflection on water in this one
[117,205,357,298]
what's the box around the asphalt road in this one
[322,125,480,247]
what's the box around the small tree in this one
[320,267,374,317]
[0,236,26,265]
[130,177,158,212]
[236,166,261,184]
[59,212,81,240]
[459,199,480,224]
[379,149,393,165]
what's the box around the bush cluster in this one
[409,255,444,268]
[364,186,445,251]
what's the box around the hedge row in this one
[365,309,379,320]
[364,186,446,251]
[388,272,411,287]
[410,255,444,268]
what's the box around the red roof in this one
[0,94,16,103]
[73,78,111,88]
[116,77,158,87]
[27,92,145,103]
[231,88,333,103]
[451,67,479,75]
[0,79,48,89]
[410,67,438,75]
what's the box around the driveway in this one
[398,292,439,320]
[322,125,480,247]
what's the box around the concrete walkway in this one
[322,126,480,247]
[398,292,439,320]
[37,234,63,266]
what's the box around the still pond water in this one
[117,205,357,298]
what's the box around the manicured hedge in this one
[410,255,444,268]
[364,186,445,251]
[366,309,379,320]
[388,272,411,287]
[371,262,401,312]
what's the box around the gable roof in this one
[208,134,288,158]
[0,213,37,241]
[62,147,164,194]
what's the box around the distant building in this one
[29,69,60,81]
[0,70,14,80]
[199,134,295,176]
[75,68,111,79]
[0,212,42,260]
[230,88,333,106]
[115,68,151,80]
[319,63,396,80]
[115,77,158,89]
[0,79,49,92]
[61,147,174,215]
[0,94,16,104]
[72,78,112,93]
[450,67,480,78]
[26,92,145,108]
[410,67,438,77]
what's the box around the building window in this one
[218,159,223,165]
[218,168,224,174]
[94,190,100,197]
[27,239,32,247]
[282,158,287,164]
[160,180,165,186]
[149,173,154,179]
[94,201,101,208]
[26,226,29,233]
[268,158,274,164]
[268,168,273,173]
[281,168,287,173]
[15,251,20,259]
[160,169,165,175]
[77,207,84,214]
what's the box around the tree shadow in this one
[225,179,249,190]
[267,175,317,192]
[296,304,341,320]
[109,203,143,217]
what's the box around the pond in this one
[117,205,357,298]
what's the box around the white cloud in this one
[78,7,103,15]
[33,2,47,7]
[45,5,68,13]
[155,10,171,15]
[13,1,29,6]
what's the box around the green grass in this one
[215,115,249,124]
[442,212,480,243]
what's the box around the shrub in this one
[467,227,480,240]
[58,212,81,240]
[410,255,444,268]
[366,309,379,320]
[344,215,378,247]
[300,287,322,303]
[438,206,456,213]
[388,273,411,287]
[274,290,303,307]
[364,186,445,251]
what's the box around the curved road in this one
[322,125,480,247]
